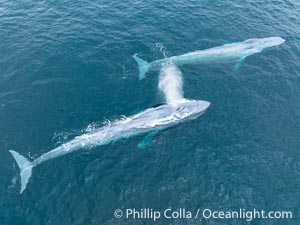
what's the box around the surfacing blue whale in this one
[133,37,285,79]
[9,99,210,193]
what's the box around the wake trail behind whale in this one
[158,64,184,107]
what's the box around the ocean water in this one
[0,0,300,224]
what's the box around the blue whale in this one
[9,99,210,193]
[133,37,285,79]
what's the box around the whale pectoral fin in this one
[234,56,247,71]
[137,130,160,149]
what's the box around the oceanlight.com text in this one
[114,208,293,222]
[200,208,293,221]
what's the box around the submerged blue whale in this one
[10,99,210,193]
[133,37,285,79]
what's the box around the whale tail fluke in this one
[133,54,150,80]
[9,150,33,194]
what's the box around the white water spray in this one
[158,64,184,107]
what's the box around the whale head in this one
[257,37,285,48]
[174,99,211,120]
[130,99,210,129]
[243,37,285,52]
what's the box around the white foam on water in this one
[155,42,168,58]
[158,64,184,107]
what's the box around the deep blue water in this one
[0,0,300,224]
